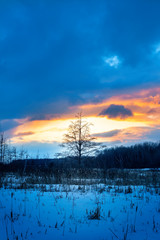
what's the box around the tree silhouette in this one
[0,133,7,163]
[62,112,97,166]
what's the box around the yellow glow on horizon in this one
[12,118,74,143]
[86,116,147,133]
[11,116,148,144]
[9,87,160,145]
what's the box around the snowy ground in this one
[0,182,160,240]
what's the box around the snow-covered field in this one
[0,182,160,240]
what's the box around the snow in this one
[0,183,160,239]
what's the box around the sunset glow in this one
[6,87,160,149]
[1,0,160,156]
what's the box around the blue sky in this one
[1,0,160,157]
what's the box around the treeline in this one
[0,133,31,163]
[0,141,160,173]
[95,142,160,169]
[0,133,50,163]
[54,141,160,169]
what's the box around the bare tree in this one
[0,133,7,163]
[12,147,17,161]
[61,112,98,166]
[0,132,29,164]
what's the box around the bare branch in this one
[61,112,100,166]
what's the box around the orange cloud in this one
[93,127,155,143]
[74,87,160,125]
[15,131,35,137]
[8,87,160,145]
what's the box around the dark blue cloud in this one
[0,119,21,132]
[99,104,133,119]
[15,131,35,137]
[92,127,160,146]
[93,129,121,138]
[1,0,160,120]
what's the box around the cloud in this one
[92,126,160,146]
[104,56,121,68]
[154,43,160,54]
[99,104,133,119]
[15,131,35,137]
[147,109,157,114]
[0,119,21,132]
[93,129,121,138]
[1,0,160,121]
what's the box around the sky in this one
[1,0,160,157]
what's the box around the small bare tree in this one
[62,112,98,166]
[0,133,7,163]
[0,133,14,163]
